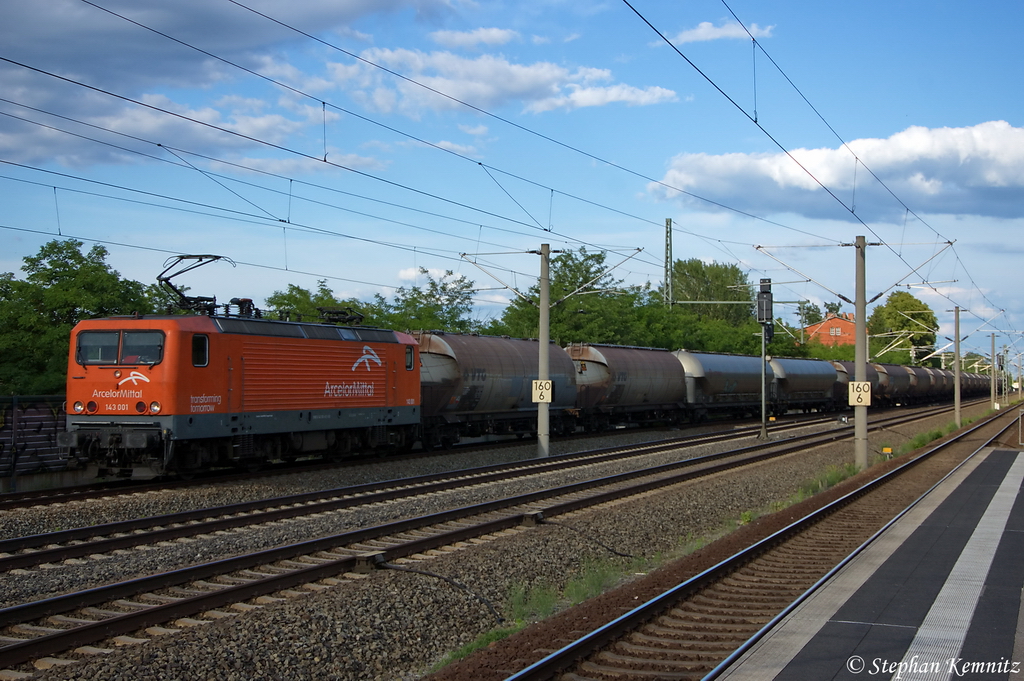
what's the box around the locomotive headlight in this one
[86,401,98,413]
[149,401,162,414]
[136,402,147,413]
[73,401,85,413]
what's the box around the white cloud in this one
[668,21,774,44]
[459,124,488,135]
[650,121,1024,220]
[0,0,454,168]
[430,28,519,49]
[432,140,478,155]
[229,150,387,175]
[398,266,444,281]
[341,48,677,114]
[528,83,677,113]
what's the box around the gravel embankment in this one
[6,405,990,681]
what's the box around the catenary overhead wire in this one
[0,56,560,236]
[0,102,555,247]
[9,3,999,327]
[712,0,999,321]
[622,1,1005,329]
[617,0,985,324]
[64,0,680,261]
[31,0,832,289]
[718,0,951,244]
[620,2,895,248]
[0,57,663,274]
[0,164,513,274]
[84,0,836,244]
[2,55,663,279]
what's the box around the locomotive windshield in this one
[76,330,165,366]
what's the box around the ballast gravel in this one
[1,405,991,681]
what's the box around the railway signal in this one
[757,279,773,323]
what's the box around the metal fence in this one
[0,395,68,477]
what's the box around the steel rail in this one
[0,403,980,668]
[1,401,971,511]
[502,407,1013,681]
[0,405,950,577]
[0,415,841,568]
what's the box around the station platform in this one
[719,447,1024,681]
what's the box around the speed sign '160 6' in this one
[848,381,872,406]
[532,380,553,403]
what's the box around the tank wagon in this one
[674,351,779,419]
[415,332,576,445]
[832,361,989,407]
[567,343,688,431]
[769,357,838,413]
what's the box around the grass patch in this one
[431,554,659,673]
[508,583,559,622]
[794,462,860,500]
[427,624,525,672]
[564,558,625,605]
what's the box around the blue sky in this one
[2,0,1023,363]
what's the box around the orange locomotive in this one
[59,313,420,476]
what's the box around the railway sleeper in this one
[678,602,784,619]
[716,574,809,593]
[614,642,723,662]
[734,561,828,576]
[136,593,187,604]
[47,615,96,626]
[687,591,794,608]
[656,615,765,633]
[628,632,738,651]
[581,655,707,677]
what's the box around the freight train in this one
[57,310,992,477]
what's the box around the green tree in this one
[0,240,152,394]
[824,301,843,316]
[867,291,937,365]
[668,259,753,326]
[143,282,189,314]
[797,301,823,326]
[373,268,476,333]
[264,280,365,323]
[485,248,641,344]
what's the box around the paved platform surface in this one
[720,447,1024,681]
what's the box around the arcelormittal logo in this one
[352,346,382,371]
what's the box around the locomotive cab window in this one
[76,330,164,365]
[406,346,414,370]
[120,331,164,365]
[76,331,120,365]
[192,334,209,367]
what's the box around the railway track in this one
[0,405,954,572]
[0,403,974,674]
[0,404,960,512]
[499,407,1015,681]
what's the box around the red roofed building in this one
[804,312,857,346]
